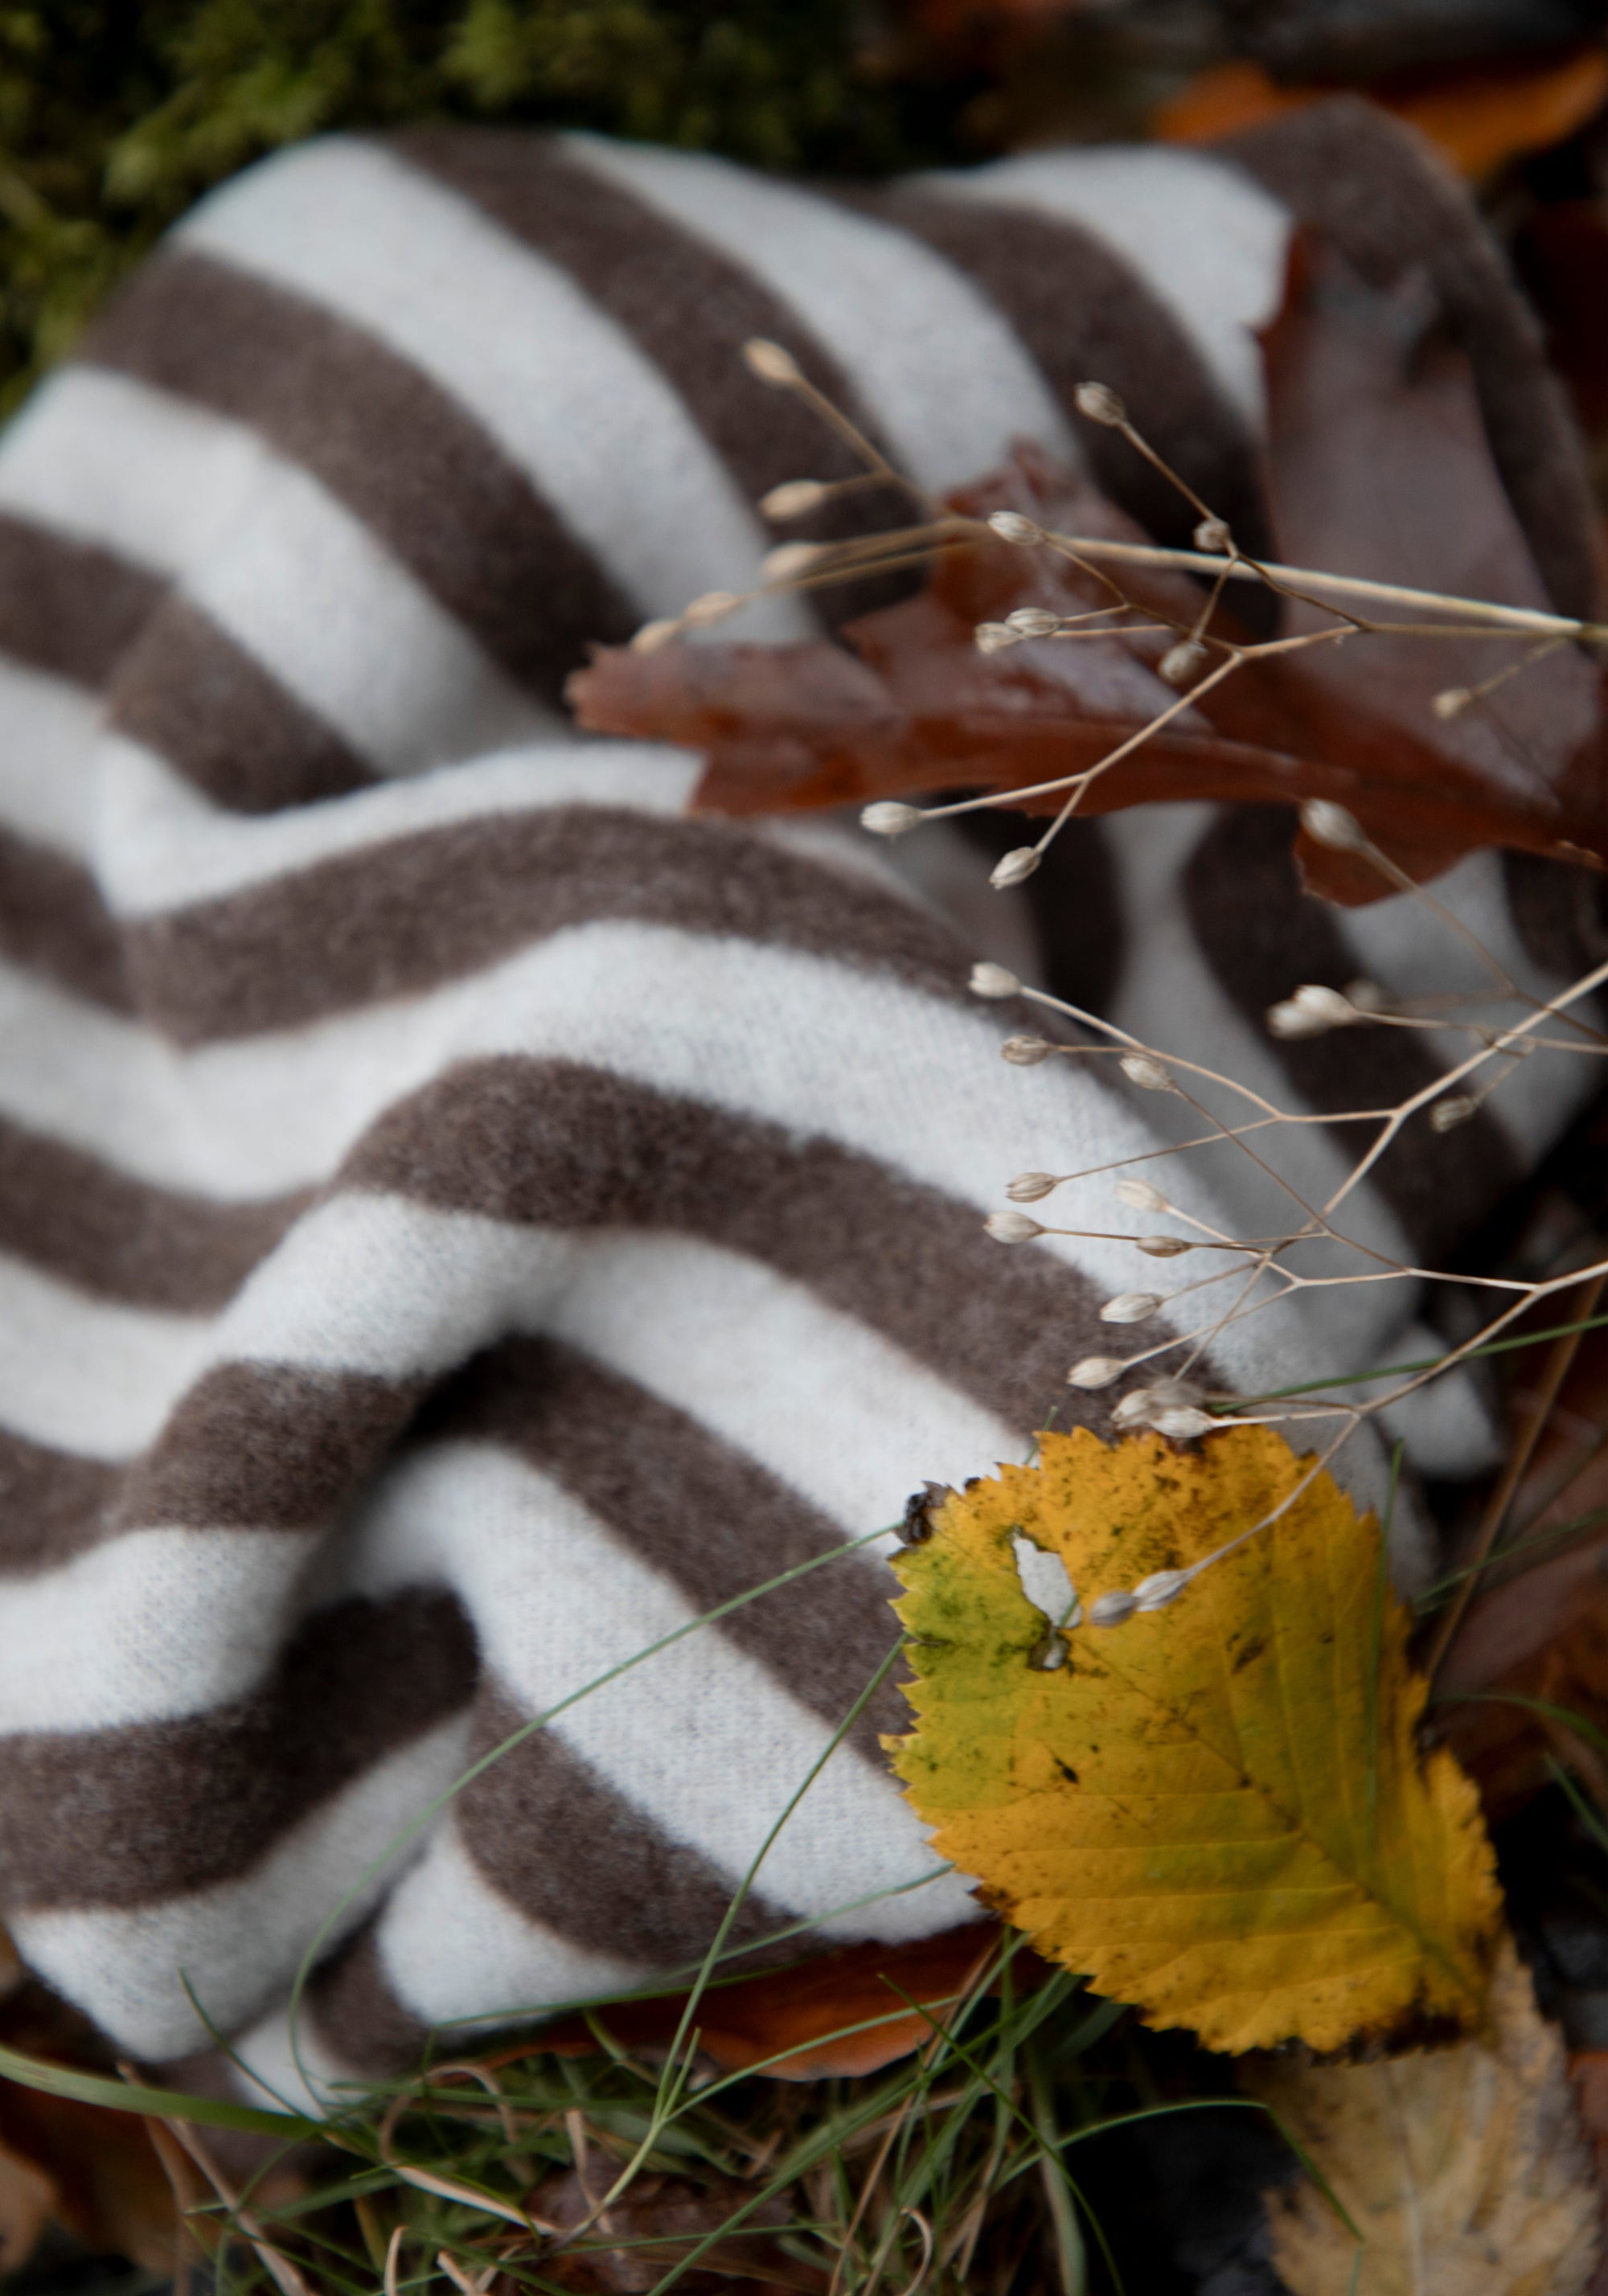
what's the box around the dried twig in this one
[693,360,1608,1626]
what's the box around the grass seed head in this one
[987,1209,1044,1243]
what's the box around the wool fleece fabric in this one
[0,98,1600,2105]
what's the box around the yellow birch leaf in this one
[888,1425,1503,2054]
[1251,1942,1600,2295]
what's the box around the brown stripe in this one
[310,1694,810,2076]
[108,594,374,814]
[347,1056,1112,1438]
[4,1030,1112,1571]
[1181,805,1520,1262]
[457,1685,786,1970]
[306,1918,429,2073]
[84,248,637,709]
[958,812,1124,1018]
[0,1433,117,1572]
[0,1588,475,1909]
[116,1363,424,1534]
[0,828,131,1010]
[1224,97,1598,624]
[395,130,917,625]
[1503,851,1608,989]
[126,807,974,1044]
[421,1338,909,1758]
[0,1116,302,1312]
[0,512,160,688]
[858,185,1275,576]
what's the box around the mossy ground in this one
[0,0,985,415]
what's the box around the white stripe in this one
[934,146,1287,427]
[211,1195,576,1381]
[0,364,261,576]
[1101,806,1497,1521]
[230,2002,371,2118]
[180,139,810,642]
[6,367,552,779]
[1338,848,1604,1162]
[97,735,701,919]
[0,1527,311,1729]
[373,1818,955,2039]
[344,1441,975,1937]
[0,920,1392,1412]
[178,445,552,779]
[0,1251,209,1458]
[0,1220,1011,1741]
[0,966,187,1194]
[363,1825,643,2036]
[550,1232,1018,1531]
[229,1858,644,2106]
[0,661,105,860]
[0,908,1405,1552]
[230,2001,365,2116]
[1100,805,1416,1367]
[1365,1322,1501,1479]
[0,1201,1011,1552]
[10,1716,470,2060]
[226,1203,1015,1518]
[0,922,1135,1207]
[567,134,1078,492]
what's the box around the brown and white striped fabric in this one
[0,102,1599,2103]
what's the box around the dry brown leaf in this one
[0,2145,51,2283]
[1251,1943,1600,2295]
[571,239,1607,904]
[1568,2048,1608,2291]
[528,2167,827,2294]
[1250,233,1606,898]
[572,456,1293,827]
[531,1923,1007,2080]
[1440,1578,1608,1823]
[1516,203,1608,446]
[0,1971,178,2273]
[0,1933,48,2280]
[1156,49,1608,179]
[1437,1321,1608,1819]
[1151,60,1316,146]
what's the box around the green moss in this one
[0,1,977,411]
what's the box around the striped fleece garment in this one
[0,100,1601,2103]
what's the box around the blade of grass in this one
[0,2044,320,2136]
[1425,1269,1606,1679]
[1028,2048,1086,2296]
[1234,1307,1608,1402]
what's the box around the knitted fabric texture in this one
[0,103,1598,2104]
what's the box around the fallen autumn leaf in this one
[572,238,1608,904]
[1252,1942,1599,2294]
[888,1426,1503,2052]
